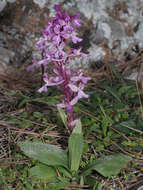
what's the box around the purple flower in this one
[27,4,91,132]
[70,71,91,84]
[52,35,61,45]
[72,35,82,44]
[36,39,46,50]
[73,19,81,27]
[68,83,89,105]
[54,4,60,11]
[53,24,61,34]
[37,59,50,66]
[43,74,64,86]
[38,85,48,93]
[69,47,88,59]
[26,58,39,71]
[72,13,81,27]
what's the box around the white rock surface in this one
[0,47,15,72]
[0,47,15,64]
[0,0,7,12]
[33,0,48,9]
[29,0,143,67]
[1,0,143,69]
[0,0,16,12]
[7,0,16,2]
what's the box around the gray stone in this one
[1,0,143,70]
[0,0,7,12]
[0,0,16,12]
[138,185,143,190]
[33,0,48,9]
[0,47,15,64]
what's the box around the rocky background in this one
[0,0,143,78]
[1,2,143,190]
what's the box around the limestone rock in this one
[0,0,16,12]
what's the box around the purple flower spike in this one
[27,4,91,132]
[54,4,60,11]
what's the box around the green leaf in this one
[114,120,136,134]
[18,98,30,108]
[33,97,58,106]
[82,153,132,178]
[72,120,82,134]
[25,183,34,190]
[68,120,83,172]
[94,153,132,177]
[102,115,113,136]
[119,86,132,95]
[29,163,57,182]
[33,112,43,118]
[57,107,67,127]
[104,85,121,102]
[48,181,69,190]
[18,142,68,168]
[57,166,72,179]
[108,63,122,80]
[18,95,58,108]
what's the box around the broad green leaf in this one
[68,120,83,172]
[18,142,68,168]
[82,153,132,178]
[94,153,132,177]
[57,107,67,127]
[29,163,57,182]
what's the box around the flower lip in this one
[66,105,73,114]
[38,85,48,93]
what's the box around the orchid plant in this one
[18,5,132,188]
[27,4,91,132]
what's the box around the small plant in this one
[17,4,132,189]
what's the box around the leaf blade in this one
[68,120,83,172]
[82,154,132,178]
[57,107,67,127]
[29,163,57,182]
[18,142,68,168]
